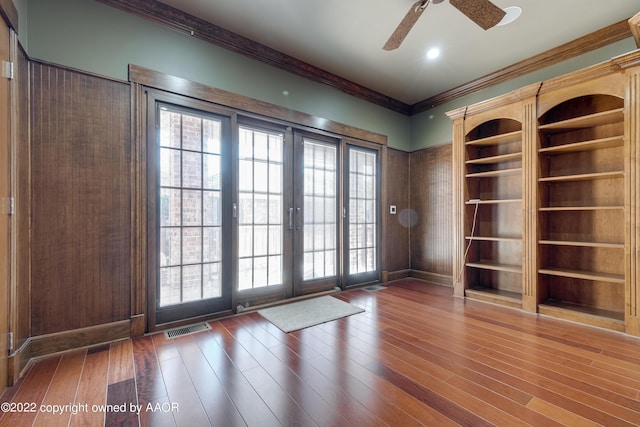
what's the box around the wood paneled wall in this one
[24,60,445,346]
[13,44,30,352]
[409,144,453,283]
[384,148,410,276]
[30,62,131,336]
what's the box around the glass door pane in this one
[154,104,231,324]
[294,135,339,295]
[237,126,285,291]
[346,146,379,285]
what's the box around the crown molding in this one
[411,19,632,115]
[95,0,412,115]
[97,0,633,117]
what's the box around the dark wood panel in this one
[384,148,410,274]
[30,62,132,336]
[12,43,30,363]
[409,144,453,278]
[4,279,640,425]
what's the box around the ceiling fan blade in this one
[449,0,506,30]
[383,0,429,51]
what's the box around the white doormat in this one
[258,296,365,333]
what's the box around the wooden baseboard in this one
[29,320,131,358]
[7,339,31,386]
[130,314,145,338]
[387,269,410,282]
[409,270,453,287]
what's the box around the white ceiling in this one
[156,0,639,105]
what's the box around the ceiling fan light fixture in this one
[496,6,522,26]
[383,0,507,50]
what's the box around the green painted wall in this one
[25,0,411,150]
[20,0,640,152]
[409,38,637,150]
[12,0,27,46]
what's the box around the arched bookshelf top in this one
[538,94,624,126]
[466,118,522,143]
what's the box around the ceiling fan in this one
[383,0,506,50]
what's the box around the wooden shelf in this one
[465,198,522,205]
[460,116,525,310]
[538,171,624,183]
[465,236,521,242]
[465,130,521,146]
[466,168,521,178]
[539,240,624,249]
[453,69,634,335]
[539,135,623,154]
[539,206,624,212]
[466,152,521,165]
[466,261,522,274]
[538,267,624,284]
[538,108,624,132]
[465,287,522,309]
[538,300,624,332]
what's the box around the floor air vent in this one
[364,284,386,291]
[164,323,211,339]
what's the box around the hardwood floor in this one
[3,278,640,426]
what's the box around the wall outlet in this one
[390,205,397,214]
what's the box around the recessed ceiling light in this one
[496,6,522,27]
[427,48,440,60]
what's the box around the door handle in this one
[296,207,301,230]
[288,207,294,230]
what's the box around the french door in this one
[235,123,291,303]
[234,126,339,305]
[345,145,379,286]
[148,98,380,326]
[293,132,340,295]
[149,100,233,325]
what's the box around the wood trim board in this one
[129,64,388,145]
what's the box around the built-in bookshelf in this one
[537,95,625,331]
[462,117,524,309]
[448,50,640,335]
